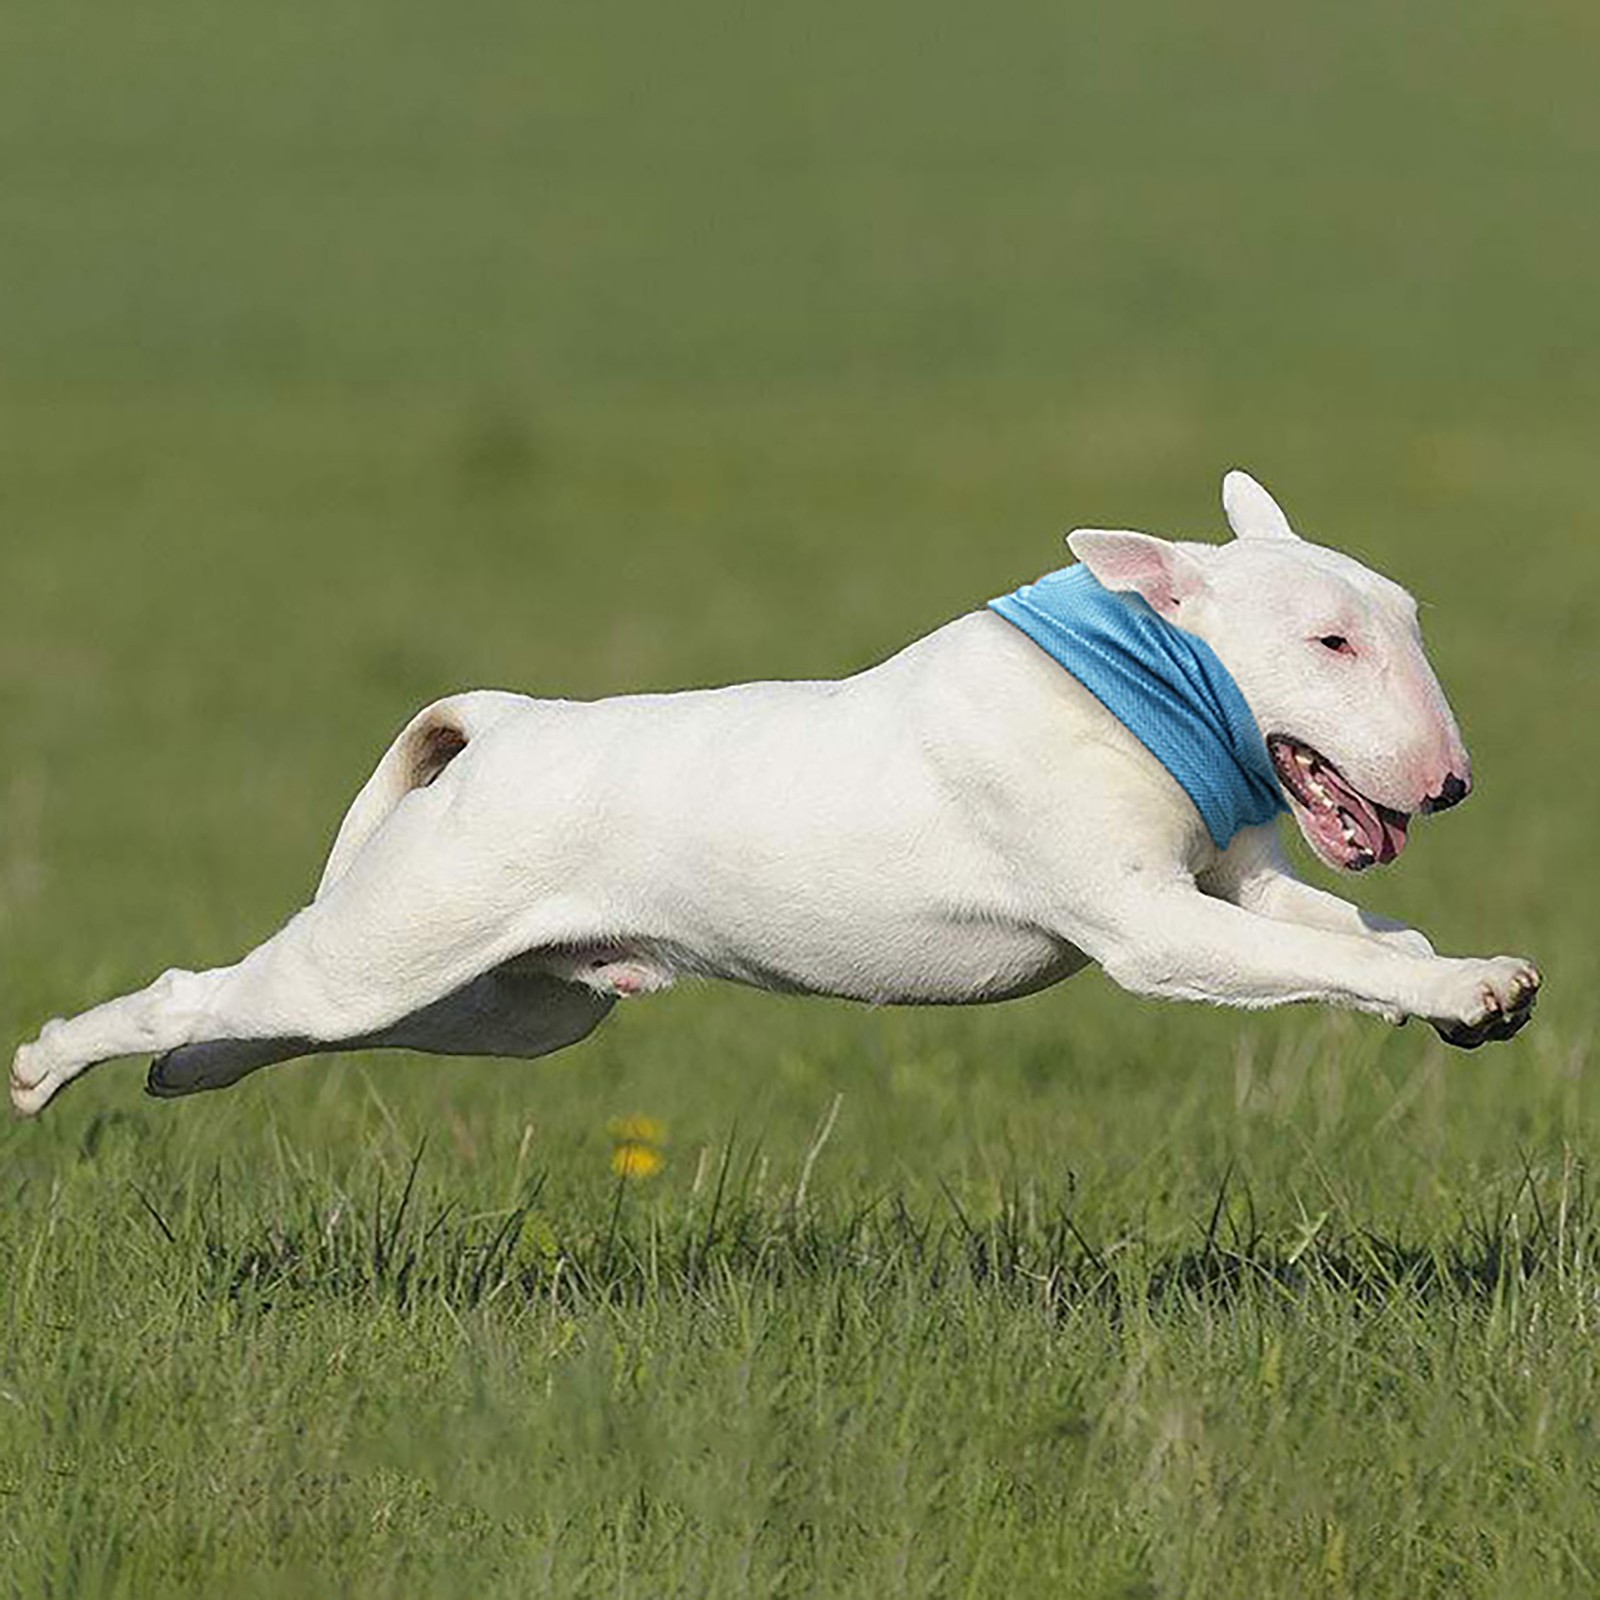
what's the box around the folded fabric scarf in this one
[988,564,1286,849]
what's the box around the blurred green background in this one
[2,1,1599,1594]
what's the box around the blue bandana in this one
[988,564,1287,849]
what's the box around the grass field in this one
[3,1,1600,1594]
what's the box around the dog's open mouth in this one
[1267,735,1410,872]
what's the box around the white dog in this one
[10,470,1538,1117]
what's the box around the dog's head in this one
[1067,471,1470,872]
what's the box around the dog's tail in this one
[314,690,524,901]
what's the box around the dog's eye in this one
[1317,634,1353,655]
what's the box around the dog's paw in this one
[1427,957,1541,1051]
[10,1028,65,1117]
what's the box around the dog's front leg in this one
[1200,825,1435,961]
[1085,883,1538,1048]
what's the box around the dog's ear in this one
[1066,529,1208,616]
[1222,470,1298,541]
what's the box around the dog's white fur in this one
[10,470,1538,1116]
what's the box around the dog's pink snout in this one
[1416,706,1471,815]
[1422,770,1471,814]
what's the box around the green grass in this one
[3,0,1600,1593]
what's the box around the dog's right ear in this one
[1066,529,1209,617]
[1222,470,1298,542]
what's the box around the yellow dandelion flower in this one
[611,1141,665,1180]
[607,1114,667,1145]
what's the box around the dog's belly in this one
[643,915,1091,1007]
[769,924,1091,1006]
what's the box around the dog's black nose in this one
[1425,772,1470,813]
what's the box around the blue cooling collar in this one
[988,564,1287,850]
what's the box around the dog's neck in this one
[988,564,1286,849]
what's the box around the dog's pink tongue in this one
[1378,810,1408,862]
[1327,771,1407,864]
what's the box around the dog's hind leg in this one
[146,959,615,1098]
[11,772,582,1116]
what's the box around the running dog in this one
[10,470,1538,1115]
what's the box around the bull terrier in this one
[10,470,1538,1116]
